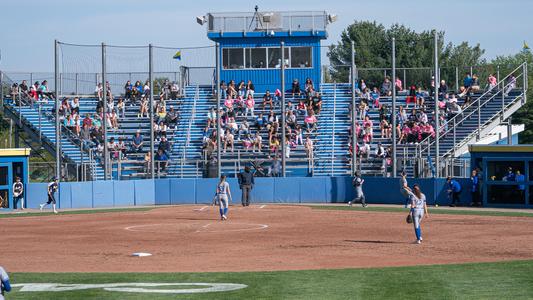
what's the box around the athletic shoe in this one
[420,237,423,241]
[222,215,227,220]
[53,210,59,214]
[362,203,368,208]
[416,240,421,244]
[348,201,352,207]
[39,204,44,211]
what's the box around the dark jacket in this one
[238,170,255,186]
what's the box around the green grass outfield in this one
[311,205,533,217]
[7,260,533,299]
[0,207,153,218]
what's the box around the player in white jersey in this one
[405,184,429,244]
[0,266,11,300]
[215,175,233,220]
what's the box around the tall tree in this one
[327,21,484,88]
[490,49,533,143]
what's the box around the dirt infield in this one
[2,205,533,273]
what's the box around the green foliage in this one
[490,50,533,143]
[327,21,485,88]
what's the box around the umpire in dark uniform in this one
[238,166,255,206]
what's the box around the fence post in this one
[391,37,397,177]
[433,32,440,178]
[102,42,108,180]
[149,44,155,179]
[215,43,221,177]
[351,40,357,175]
[281,41,286,177]
[54,40,61,182]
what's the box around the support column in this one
[149,44,155,179]
[507,117,513,145]
[391,37,397,177]
[433,32,440,178]
[281,41,287,177]
[54,40,61,181]
[350,41,357,175]
[216,43,221,177]
[102,43,108,180]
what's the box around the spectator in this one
[166,105,179,129]
[375,142,386,158]
[504,74,516,97]
[269,136,280,155]
[362,115,373,143]
[395,76,403,92]
[116,97,125,118]
[296,99,307,116]
[170,81,179,99]
[487,74,497,91]
[219,80,227,100]
[138,96,148,118]
[144,151,151,173]
[117,137,127,159]
[380,118,391,139]
[245,80,255,97]
[304,78,314,97]
[130,130,144,153]
[108,137,119,160]
[416,87,425,108]
[471,74,480,92]
[263,90,273,110]
[446,176,462,207]
[155,149,169,172]
[292,78,301,97]
[370,87,380,109]
[228,80,237,98]
[223,129,234,153]
[255,113,267,131]
[304,111,317,133]
[360,79,367,92]
[438,80,448,100]
[295,125,303,145]
[253,132,263,153]
[245,94,255,118]
[380,76,392,96]
[238,119,250,140]
[10,83,19,103]
[95,83,103,101]
[20,80,31,103]
[406,85,416,107]
[124,80,133,103]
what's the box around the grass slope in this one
[311,205,533,217]
[8,260,533,299]
[0,207,153,218]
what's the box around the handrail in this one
[417,62,526,156]
[182,85,199,161]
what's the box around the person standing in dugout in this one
[12,176,24,210]
[238,166,255,207]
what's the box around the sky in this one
[0,0,530,72]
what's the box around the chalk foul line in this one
[12,282,247,294]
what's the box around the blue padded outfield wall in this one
[23,177,474,209]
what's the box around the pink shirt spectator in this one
[363,119,373,128]
[246,97,255,108]
[305,115,317,124]
[395,78,403,91]
[224,98,233,109]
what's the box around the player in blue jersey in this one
[215,175,233,220]
[405,184,429,244]
[40,177,59,214]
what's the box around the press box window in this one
[222,48,244,69]
[291,47,312,68]
[268,48,289,68]
[245,48,267,68]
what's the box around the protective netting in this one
[57,42,215,96]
